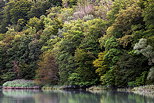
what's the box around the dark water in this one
[0,89,154,103]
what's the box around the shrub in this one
[3,79,38,88]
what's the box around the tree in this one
[108,5,142,38]
[27,1,51,18]
[0,0,5,33]
[56,30,84,84]
[143,0,154,36]
[62,0,77,7]
[0,0,32,33]
[134,38,154,82]
[27,17,44,32]
[8,0,32,24]
[4,34,42,79]
[73,19,107,85]
[53,20,84,84]
[134,38,154,65]
[36,51,59,85]
[49,0,62,6]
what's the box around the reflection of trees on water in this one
[56,90,101,103]
[1,90,154,103]
[2,89,39,98]
[34,91,60,103]
[34,90,101,103]
[1,90,60,103]
[1,90,38,103]
[100,91,154,103]
[1,90,101,103]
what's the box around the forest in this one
[0,0,154,88]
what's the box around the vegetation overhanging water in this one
[0,0,154,100]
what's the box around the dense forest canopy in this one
[0,0,154,88]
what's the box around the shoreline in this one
[1,84,154,98]
[131,85,154,98]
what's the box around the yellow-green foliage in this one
[60,8,74,21]
[118,35,133,48]
[27,17,43,31]
[109,5,142,37]
[93,52,108,76]
[0,33,5,40]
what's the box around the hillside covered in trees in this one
[0,0,154,88]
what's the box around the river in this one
[0,89,154,103]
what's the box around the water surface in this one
[0,89,154,103]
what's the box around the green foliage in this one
[42,17,62,42]
[128,71,148,87]
[1,72,16,82]
[0,1,6,33]
[0,0,59,33]
[101,69,115,86]
[46,7,61,19]
[147,67,154,81]
[62,0,77,7]
[59,8,74,21]
[107,0,140,25]
[14,19,26,31]
[147,36,154,48]
[135,71,147,86]
[7,0,32,24]
[104,48,121,65]
[143,0,154,36]
[116,53,149,87]
[68,73,81,85]
[27,17,44,31]
[73,19,107,85]
[27,1,51,18]
[104,36,119,50]
[0,0,154,87]
[1,33,43,81]
[57,34,83,84]
[49,0,62,6]
[99,36,121,68]
[109,5,142,38]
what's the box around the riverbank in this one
[2,88,154,103]
[85,85,154,98]
[2,79,154,98]
[41,85,89,91]
[131,85,154,98]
